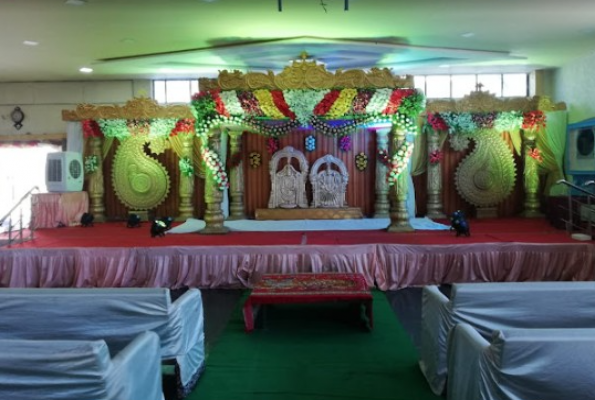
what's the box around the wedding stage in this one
[0,217,593,291]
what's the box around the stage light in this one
[127,214,142,228]
[150,216,173,238]
[80,212,94,227]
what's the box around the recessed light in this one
[79,67,93,73]
[439,64,450,68]
[23,40,39,46]
[65,0,87,5]
[461,32,475,38]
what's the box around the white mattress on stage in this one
[167,217,449,234]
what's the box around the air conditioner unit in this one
[566,118,595,175]
[45,151,84,192]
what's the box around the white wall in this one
[553,52,595,124]
[0,80,151,136]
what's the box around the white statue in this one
[268,146,309,209]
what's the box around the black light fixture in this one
[80,212,94,227]
[10,106,25,130]
[277,0,348,12]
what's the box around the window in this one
[451,75,477,98]
[425,75,451,99]
[153,80,199,104]
[415,73,528,99]
[503,74,528,97]
[0,143,61,231]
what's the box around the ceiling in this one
[1,0,595,82]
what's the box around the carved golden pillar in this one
[426,132,446,219]
[373,127,390,218]
[228,130,246,220]
[177,133,195,221]
[387,129,414,232]
[200,132,229,234]
[88,136,105,222]
[521,134,543,218]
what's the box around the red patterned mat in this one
[243,273,373,332]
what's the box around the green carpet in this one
[189,291,440,400]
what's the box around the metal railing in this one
[0,186,39,247]
[555,179,595,239]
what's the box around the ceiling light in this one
[65,0,87,5]
[23,40,39,46]
[461,32,475,38]
[79,67,93,73]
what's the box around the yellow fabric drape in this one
[166,133,206,178]
[537,110,568,196]
[102,137,114,160]
[410,126,427,176]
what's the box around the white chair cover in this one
[0,331,163,400]
[448,324,595,400]
[420,281,595,395]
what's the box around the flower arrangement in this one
[82,120,103,138]
[227,152,243,169]
[84,155,98,174]
[201,147,229,190]
[178,156,194,177]
[171,118,195,135]
[426,113,448,131]
[429,149,443,164]
[387,141,414,186]
[528,148,543,163]
[305,135,316,152]
[249,152,262,168]
[522,111,547,132]
[355,152,368,171]
[338,135,352,152]
[266,137,280,155]
[377,149,391,167]
[149,118,178,138]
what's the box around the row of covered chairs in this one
[419,281,595,400]
[0,287,205,400]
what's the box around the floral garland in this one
[387,141,414,186]
[191,87,425,136]
[201,146,229,190]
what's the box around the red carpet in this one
[4,218,587,248]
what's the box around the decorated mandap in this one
[62,55,566,235]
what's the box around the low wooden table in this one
[242,273,373,332]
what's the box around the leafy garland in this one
[83,118,195,139]
[424,110,538,134]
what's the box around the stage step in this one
[255,207,363,220]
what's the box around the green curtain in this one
[537,110,568,196]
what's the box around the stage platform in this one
[0,218,594,291]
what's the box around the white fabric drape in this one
[66,121,84,154]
